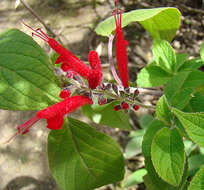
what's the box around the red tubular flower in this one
[23,22,102,89]
[88,50,102,71]
[87,50,103,89]
[7,96,93,142]
[114,0,129,88]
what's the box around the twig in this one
[19,0,61,41]
[168,0,204,15]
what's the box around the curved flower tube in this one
[6,95,93,143]
[22,22,102,89]
[114,0,129,88]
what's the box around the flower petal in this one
[46,116,64,130]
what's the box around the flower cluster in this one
[7,0,141,142]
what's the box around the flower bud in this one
[133,105,140,111]
[114,105,121,111]
[121,101,129,110]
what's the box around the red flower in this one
[114,0,129,88]
[23,22,102,89]
[7,95,93,142]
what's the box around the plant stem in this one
[67,78,156,110]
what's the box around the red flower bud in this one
[121,101,129,110]
[88,50,102,71]
[114,104,121,111]
[98,96,107,105]
[133,105,140,111]
[59,89,71,99]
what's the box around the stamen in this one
[5,116,40,144]
[22,20,49,42]
[119,9,122,27]
[113,10,118,26]
[36,28,49,39]
[116,0,120,26]
[32,33,48,42]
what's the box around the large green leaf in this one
[0,29,61,110]
[142,120,188,190]
[95,7,181,41]
[137,62,172,87]
[188,165,204,190]
[153,39,176,73]
[173,108,204,147]
[142,120,186,189]
[151,127,185,186]
[82,101,131,130]
[48,117,125,190]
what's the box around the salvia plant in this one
[1,0,204,189]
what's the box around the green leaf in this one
[153,39,176,73]
[48,117,125,190]
[180,70,204,88]
[137,62,172,87]
[144,162,188,190]
[142,120,176,189]
[173,108,204,147]
[142,120,165,158]
[165,70,204,109]
[156,95,172,124]
[0,29,61,110]
[143,174,176,190]
[188,165,204,190]
[140,114,154,129]
[82,101,131,130]
[175,53,188,71]
[95,7,181,41]
[184,92,204,112]
[151,127,185,186]
[124,130,144,158]
[124,169,147,188]
[178,58,203,72]
[200,43,204,62]
[143,120,188,190]
[188,154,204,177]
